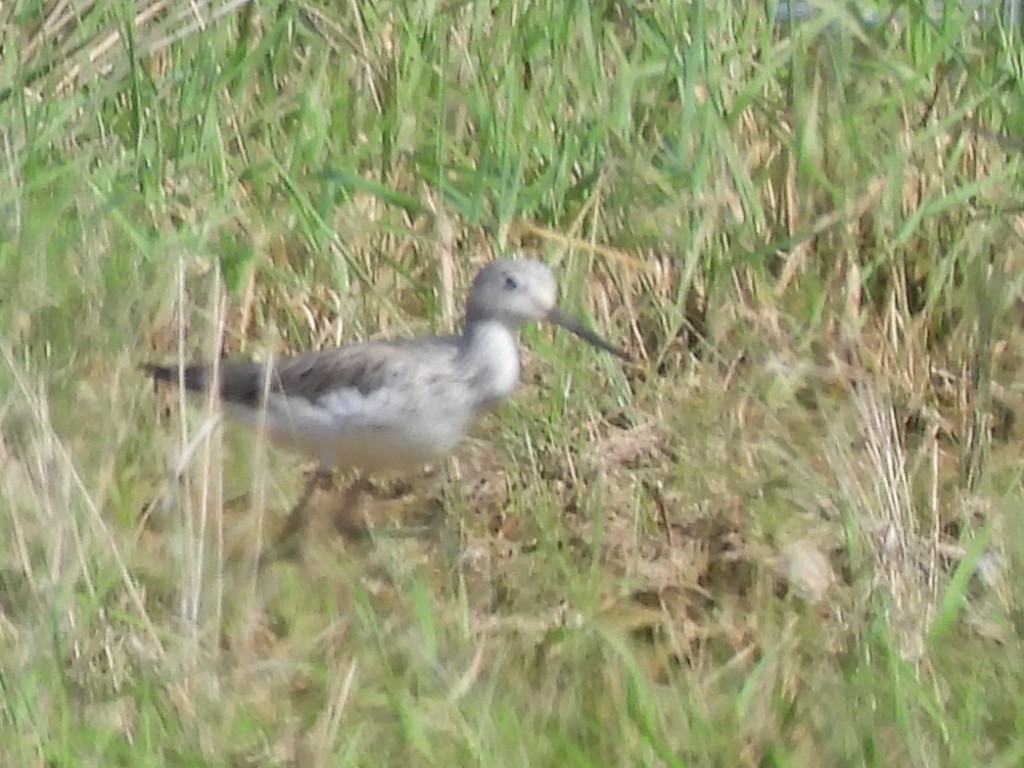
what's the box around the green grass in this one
[3,0,1024,765]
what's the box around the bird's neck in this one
[458,319,521,408]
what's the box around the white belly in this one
[223,385,473,471]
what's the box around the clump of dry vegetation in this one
[2,1,1024,765]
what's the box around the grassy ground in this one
[3,1,1024,765]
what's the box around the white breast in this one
[462,321,521,407]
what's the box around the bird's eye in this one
[503,276,518,291]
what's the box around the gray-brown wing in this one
[144,336,461,407]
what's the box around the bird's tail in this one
[141,363,208,393]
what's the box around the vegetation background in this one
[2,1,1024,765]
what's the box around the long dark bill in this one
[547,307,631,361]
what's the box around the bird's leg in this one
[266,466,333,562]
[436,459,465,545]
[333,475,373,538]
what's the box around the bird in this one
[144,256,629,553]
